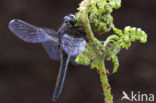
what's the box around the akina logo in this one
[121,91,155,102]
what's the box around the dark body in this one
[8,14,86,101]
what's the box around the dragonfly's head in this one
[64,14,76,25]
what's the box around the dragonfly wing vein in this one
[41,41,61,60]
[8,19,58,43]
[62,35,86,56]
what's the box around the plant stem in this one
[77,0,105,50]
[98,60,113,103]
[78,0,95,42]
[77,0,113,102]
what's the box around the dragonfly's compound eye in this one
[64,14,76,25]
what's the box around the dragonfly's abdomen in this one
[52,53,70,102]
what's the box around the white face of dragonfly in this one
[62,34,86,56]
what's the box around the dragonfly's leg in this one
[75,29,86,36]
[70,26,86,36]
[70,25,82,29]
[72,29,86,37]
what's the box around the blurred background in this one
[0,0,156,103]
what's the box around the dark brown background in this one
[0,0,155,103]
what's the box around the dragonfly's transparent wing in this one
[8,19,58,43]
[8,19,61,60]
[62,34,86,56]
[41,41,61,60]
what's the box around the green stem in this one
[76,0,113,103]
[78,0,95,42]
[98,60,113,103]
[77,0,105,51]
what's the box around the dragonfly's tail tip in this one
[52,95,58,102]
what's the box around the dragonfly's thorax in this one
[57,14,85,38]
[58,22,71,34]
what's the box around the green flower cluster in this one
[88,0,121,34]
[112,26,147,49]
[89,1,113,34]
[103,26,147,73]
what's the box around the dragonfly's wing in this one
[52,50,71,101]
[8,19,58,43]
[8,19,61,60]
[41,41,61,60]
[62,34,86,56]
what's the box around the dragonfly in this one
[8,14,86,102]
